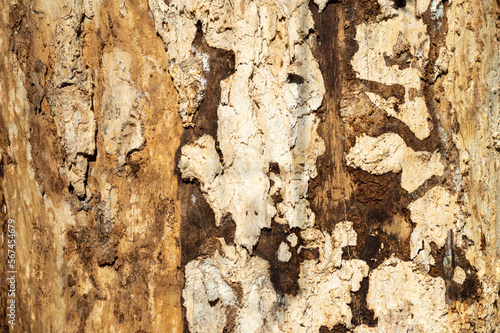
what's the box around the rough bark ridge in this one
[0,0,499,332]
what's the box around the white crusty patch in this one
[365,92,431,140]
[183,241,278,333]
[178,133,275,250]
[182,222,369,332]
[378,0,433,19]
[283,259,369,332]
[163,0,326,249]
[281,222,369,331]
[345,133,444,192]
[355,256,448,333]
[287,233,298,247]
[313,0,329,12]
[300,221,358,270]
[409,186,458,260]
[351,3,432,140]
[430,0,445,20]
[102,49,145,167]
[183,257,238,333]
[453,266,467,285]
[278,241,292,262]
[178,135,222,192]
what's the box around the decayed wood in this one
[0,0,499,332]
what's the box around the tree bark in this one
[0,0,499,332]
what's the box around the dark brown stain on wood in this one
[176,23,236,268]
[172,20,236,333]
[350,276,378,328]
[308,0,450,328]
[428,238,481,303]
[174,0,480,330]
[254,222,312,296]
[309,1,353,233]
[319,323,350,333]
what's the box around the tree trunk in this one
[1,0,499,332]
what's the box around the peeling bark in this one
[1,0,499,332]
